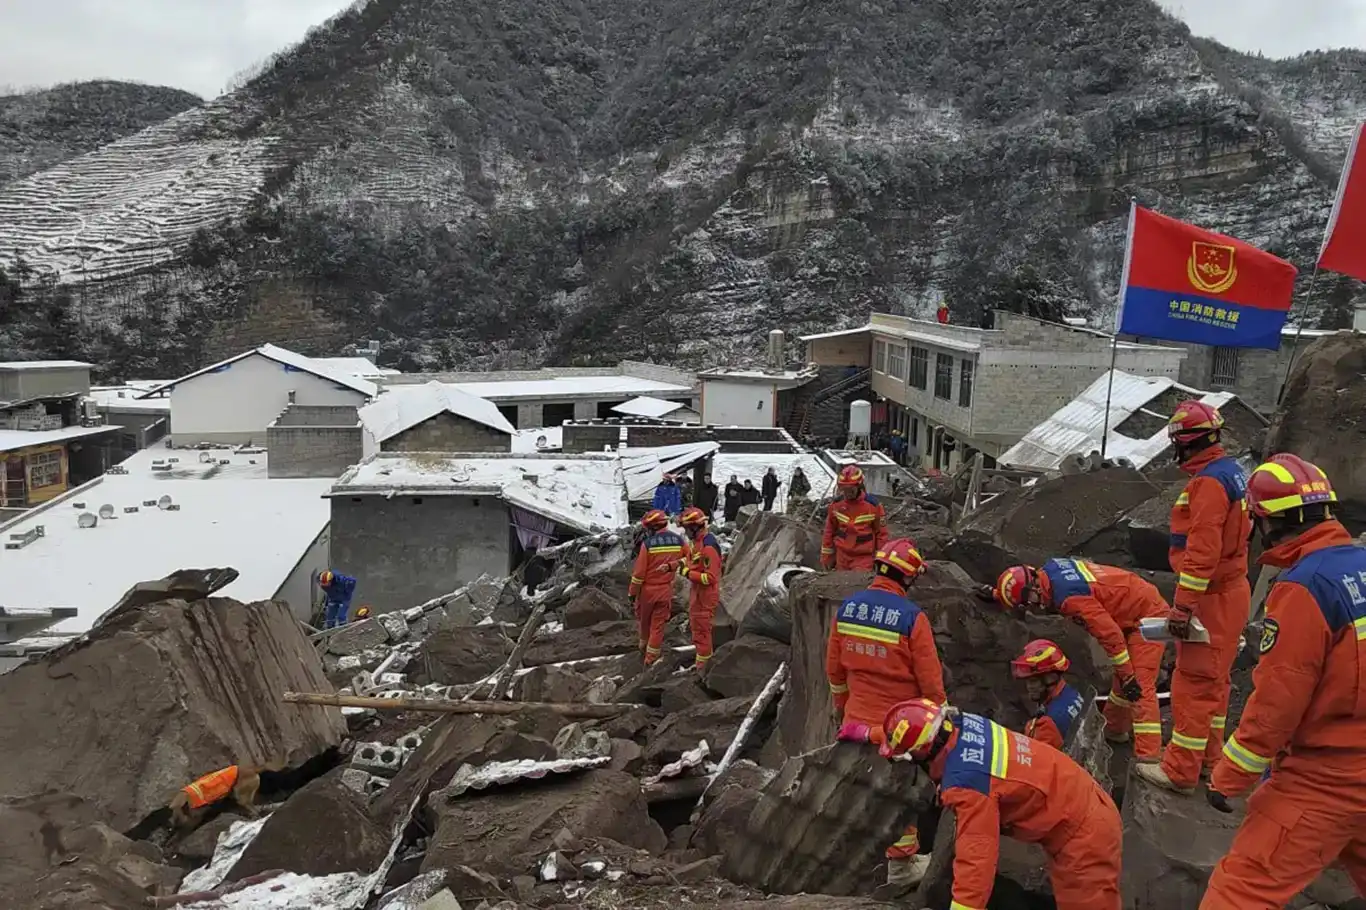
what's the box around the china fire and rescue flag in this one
[1318,122,1366,282]
[1115,203,1298,350]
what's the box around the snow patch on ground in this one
[180,817,268,893]
[181,872,369,909]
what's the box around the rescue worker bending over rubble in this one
[989,560,1165,761]
[880,699,1123,910]
[821,466,887,571]
[628,510,688,666]
[319,569,358,629]
[826,539,945,888]
[1011,639,1086,751]
[1136,401,1252,794]
[679,506,722,670]
[1200,454,1366,909]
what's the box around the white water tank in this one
[768,329,786,369]
[848,399,872,437]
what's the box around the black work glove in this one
[1167,605,1194,641]
[1120,676,1144,704]
[1206,788,1233,813]
[975,583,997,604]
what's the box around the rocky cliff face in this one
[0,0,1360,377]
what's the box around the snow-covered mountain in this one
[0,0,1361,377]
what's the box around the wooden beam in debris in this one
[487,598,550,701]
[282,691,642,719]
[695,662,788,814]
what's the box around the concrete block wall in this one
[267,425,364,477]
[561,421,799,453]
[273,404,362,426]
[382,412,512,453]
[1168,341,1295,415]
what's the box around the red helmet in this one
[1010,639,1071,678]
[874,538,927,581]
[1167,400,1225,444]
[994,565,1039,609]
[680,506,708,529]
[837,465,865,487]
[879,698,951,761]
[1246,453,1337,519]
[642,509,669,531]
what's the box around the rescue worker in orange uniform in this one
[1135,401,1252,794]
[821,466,887,571]
[1011,639,1087,751]
[880,698,1123,910]
[826,538,945,887]
[678,506,722,669]
[992,560,1166,761]
[1201,454,1366,909]
[627,509,688,665]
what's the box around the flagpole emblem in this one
[1187,242,1238,294]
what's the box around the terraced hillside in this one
[0,0,1361,376]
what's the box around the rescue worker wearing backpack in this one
[628,510,688,665]
[1012,639,1087,751]
[678,506,722,669]
[1201,454,1366,909]
[880,699,1123,910]
[826,538,945,888]
[821,466,887,570]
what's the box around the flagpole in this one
[1103,197,1138,461]
[1275,265,1324,407]
[1099,334,1120,460]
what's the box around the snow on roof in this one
[825,450,898,467]
[798,326,871,341]
[311,356,402,378]
[0,446,332,631]
[698,366,818,386]
[611,396,687,419]
[619,442,721,500]
[0,606,78,644]
[330,452,630,533]
[361,382,515,441]
[137,344,378,399]
[713,452,838,506]
[998,370,1240,472]
[0,424,120,453]
[511,427,563,453]
[872,325,982,353]
[444,375,691,402]
[0,360,92,370]
[89,386,172,412]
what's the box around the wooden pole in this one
[489,598,550,701]
[282,691,641,719]
[694,663,788,816]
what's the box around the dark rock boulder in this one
[523,620,641,666]
[413,625,513,686]
[691,760,775,858]
[514,664,596,703]
[702,635,789,699]
[563,588,629,629]
[646,696,755,765]
[228,777,390,880]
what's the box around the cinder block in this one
[341,768,372,795]
[352,741,405,778]
[397,731,424,751]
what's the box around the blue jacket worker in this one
[319,570,358,629]
[652,474,683,517]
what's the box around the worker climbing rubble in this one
[987,559,1165,761]
[1011,639,1087,751]
[826,538,945,887]
[1136,400,1252,794]
[821,465,887,571]
[1201,454,1366,909]
[880,698,1123,910]
[679,506,722,670]
[318,569,358,629]
[628,509,688,665]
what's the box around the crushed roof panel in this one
[361,382,515,441]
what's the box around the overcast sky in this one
[0,0,1362,100]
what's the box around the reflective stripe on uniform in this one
[989,722,1010,778]
[1222,735,1272,774]
[836,621,901,644]
[1132,722,1163,735]
[1107,692,1131,707]
[852,514,877,523]
[821,547,834,555]
[1210,715,1227,732]
[648,545,683,555]
[1355,616,1366,640]
[829,681,849,694]
[1171,731,1208,751]
[1178,572,1211,593]
[630,576,643,584]
[1176,492,1190,506]
[1109,649,1132,666]
[696,573,712,585]
[950,901,984,910]
[891,833,919,849]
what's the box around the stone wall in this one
[383,412,512,453]
[268,404,364,478]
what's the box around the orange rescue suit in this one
[934,714,1122,910]
[1036,559,1168,760]
[682,530,722,667]
[628,530,689,664]
[183,765,240,809]
[1163,445,1252,786]
[821,492,887,570]
[1201,521,1366,908]
[1024,680,1086,751]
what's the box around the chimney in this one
[768,330,785,370]
[1354,303,1366,333]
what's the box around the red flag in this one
[1319,123,1366,282]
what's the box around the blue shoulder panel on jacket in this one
[1044,684,1085,742]
[1279,544,1366,636]
[1041,558,1096,606]
[940,712,994,796]
[1196,457,1248,504]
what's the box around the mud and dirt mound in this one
[0,596,345,832]
[701,635,789,699]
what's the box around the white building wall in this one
[169,353,369,445]
[702,380,775,427]
[275,524,331,623]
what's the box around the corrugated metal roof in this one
[998,370,1238,471]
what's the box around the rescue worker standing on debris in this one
[821,466,887,571]
[628,510,688,666]
[880,699,1123,910]
[1201,454,1366,909]
[678,506,722,669]
[319,569,357,629]
[1011,639,1087,751]
[991,560,1165,762]
[826,539,945,887]
[1136,401,1252,794]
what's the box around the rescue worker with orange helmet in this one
[1200,454,1366,909]
[318,569,358,629]
[821,466,887,571]
[627,510,689,665]
[992,560,1166,761]
[880,699,1122,910]
[1011,639,1087,751]
[826,538,945,887]
[1136,401,1252,794]
[678,506,722,669]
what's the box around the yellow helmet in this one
[319,570,334,587]
[354,606,371,619]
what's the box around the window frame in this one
[933,353,954,401]
[959,358,975,408]
[887,344,907,381]
[1210,346,1239,386]
[874,340,887,374]
[909,346,928,390]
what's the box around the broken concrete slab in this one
[414,625,514,686]
[645,695,755,765]
[657,674,715,713]
[325,617,393,656]
[691,760,775,859]
[552,722,611,760]
[0,597,345,832]
[701,634,789,699]
[513,664,597,704]
[228,776,391,881]
[563,587,629,629]
[719,511,821,633]
[522,620,641,666]
[171,810,247,865]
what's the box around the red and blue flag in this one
[1116,203,1298,350]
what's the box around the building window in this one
[874,340,887,373]
[27,450,62,489]
[887,344,906,380]
[1211,347,1239,386]
[959,358,974,407]
[934,353,953,400]
[909,346,928,390]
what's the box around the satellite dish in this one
[157,495,174,510]
[199,451,214,463]
[77,512,97,529]
[97,504,115,520]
